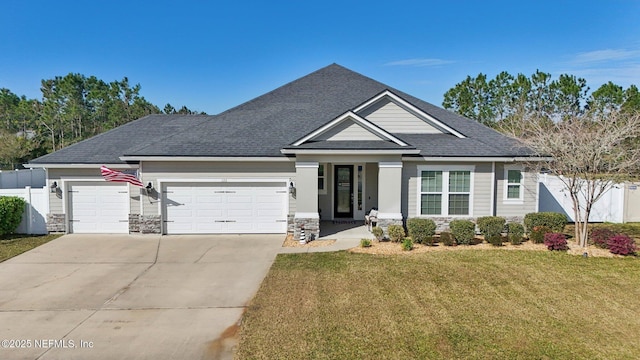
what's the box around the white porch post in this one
[377,161,403,231]
[294,161,320,240]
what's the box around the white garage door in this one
[163,182,288,234]
[69,183,129,233]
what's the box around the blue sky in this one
[1,1,639,114]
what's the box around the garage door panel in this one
[164,182,287,234]
[70,183,129,234]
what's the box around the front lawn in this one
[236,250,640,359]
[0,234,60,262]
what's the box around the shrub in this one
[360,238,372,248]
[487,235,504,246]
[440,231,456,246]
[507,223,525,245]
[401,237,413,251]
[0,196,26,236]
[524,212,567,233]
[407,218,436,246]
[371,226,384,241]
[476,216,506,239]
[607,234,637,256]
[387,225,405,243]
[589,228,615,249]
[449,219,475,245]
[544,232,569,251]
[530,226,552,244]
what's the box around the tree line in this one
[442,70,640,127]
[0,73,204,169]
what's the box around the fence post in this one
[25,186,32,234]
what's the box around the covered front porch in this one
[291,155,404,241]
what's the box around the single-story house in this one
[27,64,540,239]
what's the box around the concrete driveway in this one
[0,234,284,360]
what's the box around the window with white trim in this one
[318,164,327,194]
[418,166,474,216]
[504,166,523,202]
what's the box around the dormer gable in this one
[292,111,408,147]
[354,90,466,138]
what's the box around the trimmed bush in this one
[449,219,475,245]
[589,228,615,249]
[507,223,525,245]
[477,216,506,239]
[0,196,26,236]
[387,225,405,243]
[487,235,504,246]
[607,234,637,256]
[530,226,552,244]
[524,212,567,233]
[440,231,456,246]
[360,238,372,248]
[401,237,413,251]
[371,226,384,241]
[407,218,436,246]
[544,232,569,251]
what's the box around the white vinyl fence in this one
[0,169,46,189]
[0,186,49,234]
[538,174,624,223]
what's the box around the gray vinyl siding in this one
[495,163,538,217]
[318,164,332,220]
[140,161,296,216]
[405,162,492,218]
[47,168,140,215]
[359,98,443,134]
[316,120,381,141]
[365,163,378,212]
[473,163,492,216]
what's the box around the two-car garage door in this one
[163,182,288,234]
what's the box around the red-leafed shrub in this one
[530,226,552,244]
[544,232,569,251]
[607,234,637,256]
[589,228,615,249]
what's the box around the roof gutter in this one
[281,149,421,155]
[402,156,553,162]
[24,163,139,169]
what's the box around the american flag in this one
[100,165,144,187]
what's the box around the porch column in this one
[377,161,403,231]
[294,161,320,241]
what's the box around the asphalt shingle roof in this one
[30,64,534,164]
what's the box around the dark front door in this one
[334,165,353,218]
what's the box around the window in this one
[418,166,473,216]
[318,164,327,194]
[504,166,523,203]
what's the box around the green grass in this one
[236,250,640,359]
[0,234,60,262]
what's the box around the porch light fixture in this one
[50,181,58,193]
[289,181,295,194]
[145,182,154,190]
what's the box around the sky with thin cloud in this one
[1,1,638,114]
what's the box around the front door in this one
[334,165,353,218]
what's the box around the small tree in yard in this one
[503,110,640,248]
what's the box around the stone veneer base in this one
[293,217,319,241]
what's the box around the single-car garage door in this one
[163,182,288,234]
[68,183,130,233]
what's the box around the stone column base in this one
[293,214,319,241]
[140,215,162,234]
[376,216,403,237]
[46,213,66,233]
